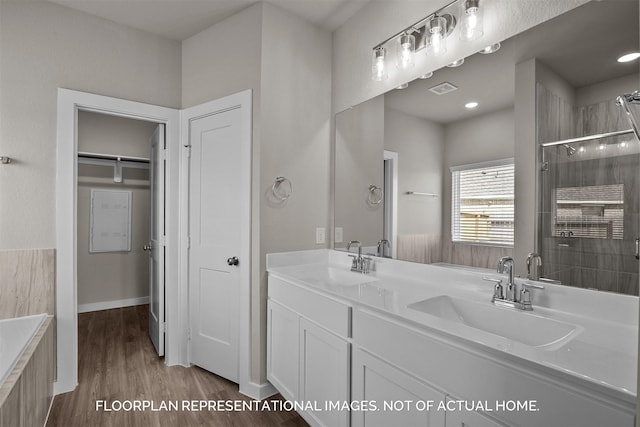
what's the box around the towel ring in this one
[368,185,384,206]
[272,176,292,201]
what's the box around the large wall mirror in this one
[334,0,640,294]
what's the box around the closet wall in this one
[77,111,157,312]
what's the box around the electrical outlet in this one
[316,227,326,244]
[335,227,343,243]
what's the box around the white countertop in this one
[267,249,638,403]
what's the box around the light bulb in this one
[396,33,415,70]
[371,47,387,81]
[428,16,448,56]
[460,0,483,42]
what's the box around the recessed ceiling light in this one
[479,43,501,54]
[447,58,465,67]
[396,83,409,90]
[419,72,434,79]
[465,101,479,109]
[617,52,640,63]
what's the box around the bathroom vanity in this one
[266,250,637,427]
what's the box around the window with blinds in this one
[451,159,514,246]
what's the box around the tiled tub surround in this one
[0,315,55,427]
[0,249,56,318]
[266,249,637,426]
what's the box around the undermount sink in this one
[408,295,581,349]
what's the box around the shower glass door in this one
[537,85,640,295]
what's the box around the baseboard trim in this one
[239,381,278,401]
[78,296,149,313]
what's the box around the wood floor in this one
[46,305,308,427]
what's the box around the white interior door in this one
[188,101,249,384]
[148,124,165,356]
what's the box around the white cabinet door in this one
[352,348,445,427]
[299,318,350,427]
[266,300,299,402]
[445,396,507,427]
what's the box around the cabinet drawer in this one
[268,276,351,337]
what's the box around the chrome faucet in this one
[347,240,371,274]
[483,256,544,311]
[377,239,390,258]
[526,253,542,281]
[497,256,515,301]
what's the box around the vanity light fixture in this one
[617,52,640,63]
[396,33,416,69]
[447,58,465,67]
[465,101,479,109]
[479,42,501,54]
[459,0,484,41]
[372,46,388,81]
[419,72,434,79]
[370,0,489,81]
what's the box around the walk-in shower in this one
[537,86,640,295]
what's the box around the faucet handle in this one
[483,277,503,300]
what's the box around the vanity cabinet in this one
[267,265,635,427]
[266,300,299,401]
[353,308,634,427]
[299,318,350,427]
[352,348,445,427]
[267,276,351,427]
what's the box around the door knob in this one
[143,244,153,251]
[227,256,239,266]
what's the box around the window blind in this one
[451,160,514,246]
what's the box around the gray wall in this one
[335,96,385,249]
[384,107,444,236]
[181,2,332,384]
[0,0,182,250]
[76,111,156,308]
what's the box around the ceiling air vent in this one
[429,82,458,95]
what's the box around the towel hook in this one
[0,156,12,164]
[368,184,384,206]
[272,176,292,201]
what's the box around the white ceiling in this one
[385,0,639,124]
[47,0,370,40]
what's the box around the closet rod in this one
[77,151,150,164]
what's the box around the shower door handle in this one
[635,238,639,260]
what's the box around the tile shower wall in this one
[538,85,639,295]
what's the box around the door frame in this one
[181,90,254,398]
[383,150,398,259]
[55,88,185,394]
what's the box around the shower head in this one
[563,144,576,157]
[617,91,640,142]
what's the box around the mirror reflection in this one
[334,1,639,294]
